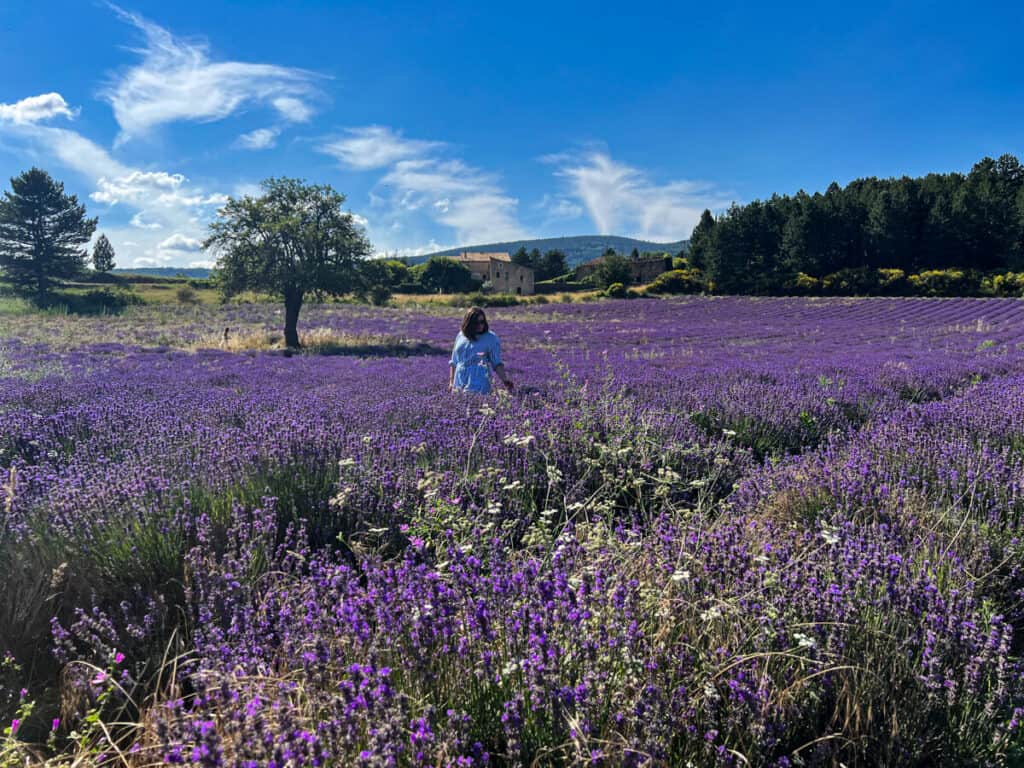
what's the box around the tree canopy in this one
[417,257,476,293]
[0,168,96,302]
[204,178,372,347]
[511,247,569,280]
[592,251,634,288]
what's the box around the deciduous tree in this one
[204,178,372,348]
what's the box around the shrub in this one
[604,282,627,298]
[877,268,909,295]
[821,267,883,295]
[394,281,426,295]
[47,288,143,314]
[645,269,704,295]
[907,269,982,297]
[369,284,392,306]
[982,271,1024,297]
[786,272,821,295]
[175,285,200,305]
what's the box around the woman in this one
[449,306,514,394]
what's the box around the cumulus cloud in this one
[236,127,280,150]
[103,5,321,143]
[0,93,78,124]
[158,233,203,251]
[552,151,732,241]
[92,170,186,205]
[319,126,444,170]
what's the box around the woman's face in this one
[473,313,487,330]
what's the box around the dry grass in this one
[189,326,435,356]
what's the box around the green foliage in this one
[687,209,716,271]
[591,251,634,289]
[981,271,1024,297]
[368,284,392,306]
[0,168,97,303]
[907,268,982,297]
[604,281,627,298]
[644,268,705,295]
[175,284,200,305]
[510,247,568,280]
[420,257,476,293]
[91,234,116,272]
[787,272,821,294]
[45,288,143,315]
[821,266,884,295]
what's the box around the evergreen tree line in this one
[689,154,1024,295]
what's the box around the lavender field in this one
[2,296,1024,766]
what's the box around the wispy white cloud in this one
[324,125,529,249]
[380,157,527,244]
[103,5,321,143]
[535,193,584,221]
[236,127,280,150]
[130,212,162,229]
[551,150,732,242]
[0,93,78,124]
[272,97,313,123]
[319,126,444,171]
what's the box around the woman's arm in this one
[493,363,514,390]
[449,363,455,390]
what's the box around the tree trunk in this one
[284,290,303,349]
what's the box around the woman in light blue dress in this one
[449,307,514,394]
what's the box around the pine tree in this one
[0,168,97,303]
[92,233,116,272]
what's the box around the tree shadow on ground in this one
[279,341,449,358]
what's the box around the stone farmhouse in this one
[455,252,535,295]
[575,253,672,285]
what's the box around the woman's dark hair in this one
[461,306,488,340]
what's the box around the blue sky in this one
[1,0,1022,268]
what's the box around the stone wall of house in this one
[489,260,535,295]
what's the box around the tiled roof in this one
[458,251,511,262]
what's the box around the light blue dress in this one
[450,331,503,394]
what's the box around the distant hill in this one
[112,267,212,279]
[408,235,688,268]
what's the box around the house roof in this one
[458,251,511,262]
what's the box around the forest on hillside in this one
[691,154,1024,294]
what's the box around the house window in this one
[495,271,500,278]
